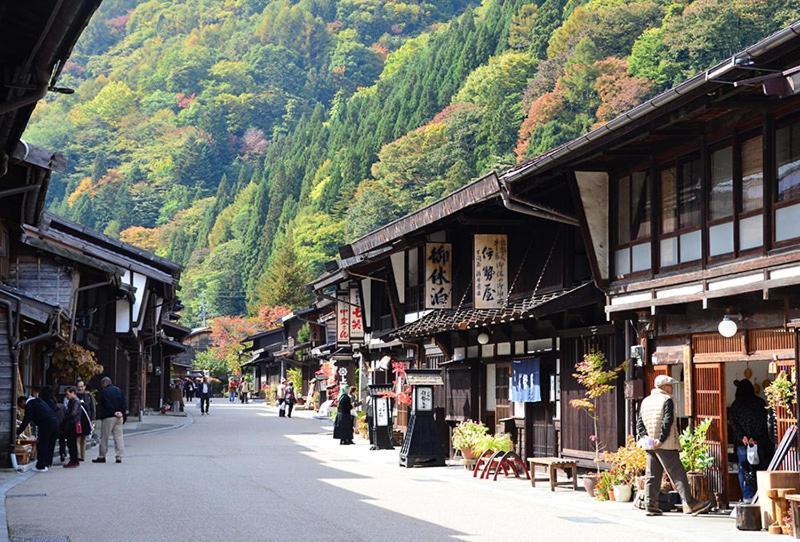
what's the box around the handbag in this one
[74,419,83,435]
[747,443,760,465]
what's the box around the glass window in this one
[660,237,678,267]
[631,243,651,272]
[710,146,733,221]
[776,203,800,242]
[741,136,763,213]
[777,123,800,203]
[661,167,677,233]
[709,222,734,257]
[680,230,702,262]
[617,175,630,244]
[679,158,702,228]
[631,171,650,240]
[739,214,763,250]
[614,249,630,276]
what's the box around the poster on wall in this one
[349,286,364,342]
[474,234,508,309]
[336,290,350,346]
[511,357,541,402]
[425,242,452,309]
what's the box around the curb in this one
[123,412,194,439]
[0,471,34,542]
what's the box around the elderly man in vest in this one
[637,375,712,516]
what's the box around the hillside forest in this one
[23,0,800,327]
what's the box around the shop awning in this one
[391,282,601,339]
[0,284,62,325]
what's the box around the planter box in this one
[687,472,709,503]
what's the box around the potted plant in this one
[51,343,104,382]
[765,371,796,414]
[473,432,514,456]
[570,351,626,495]
[679,417,714,502]
[603,436,645,502]
[452,420,489,459]
[594,470,617,501]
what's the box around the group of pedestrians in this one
[227,378,252,403]
[17,376,127,472]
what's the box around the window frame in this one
[773,115,800,247]
[611,168,653,279]
[657,153,704,272]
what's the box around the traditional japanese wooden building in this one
[501,22,800,502]
[313,172,626,464]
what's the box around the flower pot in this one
[613,484,633,502]
[583,474,600,497]
[687,472,709,503]
[461,448,477,460]
[607,488,615,501]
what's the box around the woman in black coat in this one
[62,386,82,468]
[333,385,354,445]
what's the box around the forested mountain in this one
[24,0,800,325]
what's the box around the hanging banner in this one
[474,234,508,309]
[336,290,350,346]
[511,357,541,402]
[425,242,452,309]
[349,286,364,342]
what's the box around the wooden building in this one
[311,172,626,464]
[501,22,800,501]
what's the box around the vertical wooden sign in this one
[425,242,452,309]
[349,286,364,342]
[474,234,508,309]
[336,290,350,346]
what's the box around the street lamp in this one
[718,314,741,338]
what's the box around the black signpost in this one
[399,369,446,468]
[368,384,394,450]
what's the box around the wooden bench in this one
[527,457,578,491]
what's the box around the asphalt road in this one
[5,401,764,542]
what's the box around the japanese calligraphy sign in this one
[349,286,364,342]
[425,242,452,309]
[336,291,350,346]
[473,234,508,309]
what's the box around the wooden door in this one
[693,363,727,500]
[495,364,511,422]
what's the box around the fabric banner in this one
[511,357,541,403]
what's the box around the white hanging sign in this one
[474,234,508,309]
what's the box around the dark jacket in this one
[77,391,95,434]
[198,381,212,397]
[64,397,82,432]
[284,386,296,404]
[17,397,58,436]
[97,385,127,420]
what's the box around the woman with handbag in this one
[62,386,82,468]
[729,379,773,502]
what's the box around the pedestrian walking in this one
[277,378,287,417]
[62,387,82,468]
[729,379,773,502]
[239,379,250,404]
[16,395,58,472]
[333,385,354,445]
[228,379,237,402]
[636,375,712,516]
[92,377,127,464]
[198,376,212,415]
[185,378,195,403]
[284,382,296,418]
[76,379,95,462]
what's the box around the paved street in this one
[6,402,765,542]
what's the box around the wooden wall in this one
[0,307,13,463]
[9,255,75,313]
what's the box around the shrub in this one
[679,418,714,473]
[474,432,514,456]
[452,420,489,453]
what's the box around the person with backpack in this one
[284,382,296,418]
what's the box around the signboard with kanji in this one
[349,286,364,341]
[473,234,508,309]
[425,242,452,309]
[336,291,350,345]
